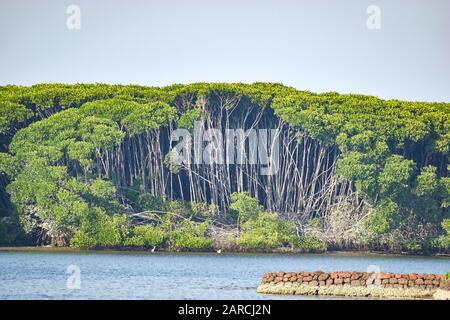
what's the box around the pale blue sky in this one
[0,0,449,102]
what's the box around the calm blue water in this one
[0,251,449,300]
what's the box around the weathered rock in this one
[351,273,361,280]
[257,283,436,299]
[424,274,435,280]
[409,274,418,280]
[258,271,447,299]
[318,273,329,281]
[433,289,450,300]
[440,280,450,289]
[351,280,361,287]
[379,273,391,280]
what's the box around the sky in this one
[0,0,449,102]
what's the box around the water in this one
[0,250,449,299]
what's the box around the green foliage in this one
[79,98,138,123]
[121,101,177,135]
[6,159,88,236]
[177,108,203,129]
[0,83,448,252]
[230,192,325,251]
[124,225,164,247]
[413,166,448,216]
[337,152,379,199]
[0,101,33,135]
[367,200,398,234]
[379,155,415,201]
[440,219,450,249]
[290,235,327,253]
[404,241,423,253]
[70,210,128,248]
[137,193,188,219]
[0,215,23,245]
[307,217,321,229]
[88,179,119,212]
[79,116,125,150]
[415,166,440,197]
[190,201,218,218]
[236,212,288,249]
[138,193,166,212]
[0,93,178,245]
[442,177,450,208]
[167,220,212,250]
[0,153,16,177]
[67,141,95,168]
[167,200,187,216]
[271,88,449,248]
[230,192,264,224]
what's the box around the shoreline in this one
[0,246,449,258]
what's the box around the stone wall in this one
[257,271,450,299]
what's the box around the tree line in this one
[0,83,448,253]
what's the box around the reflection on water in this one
[0,251,448,299]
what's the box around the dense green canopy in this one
[0,83,448,253]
